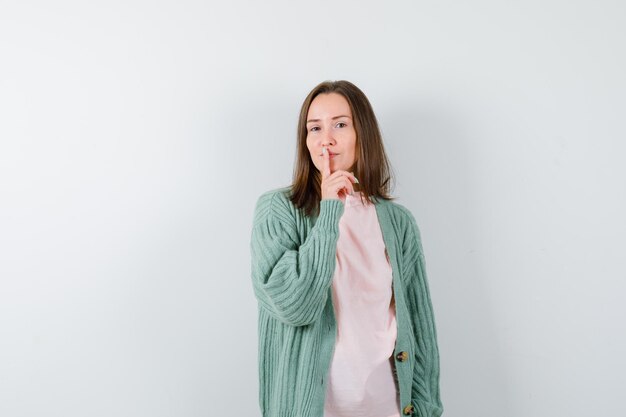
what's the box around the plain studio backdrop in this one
[1,1,625,416]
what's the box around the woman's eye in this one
[336,122,347,128]
[310,126,320,132]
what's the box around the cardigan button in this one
[396,351,409,362]
[402,404,415,415]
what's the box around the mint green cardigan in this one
[250,186,443,417]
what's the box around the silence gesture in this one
[320,146,359,201]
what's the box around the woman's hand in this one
[320,146,358,201]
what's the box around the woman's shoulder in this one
[255,185,293,209]
[383,198,419,225]
[382,198,424,245]
[253,185,298,224]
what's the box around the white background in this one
[1,1,625,416]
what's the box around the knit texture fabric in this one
[250,186,443,417]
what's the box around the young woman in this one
[250,80,443,417]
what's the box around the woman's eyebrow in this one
[306,115,352,123]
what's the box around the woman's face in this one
[306,92,357,175]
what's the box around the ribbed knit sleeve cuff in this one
[315,199,345,230]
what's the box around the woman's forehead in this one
[307,93,352,120]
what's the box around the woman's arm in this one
[401,209,444,416]
[250,190,344,327]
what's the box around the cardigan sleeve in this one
[250,190,344,327]
[401,210,444,417]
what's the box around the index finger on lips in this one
[321,146,331,179]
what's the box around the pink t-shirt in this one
[324,191,401,417]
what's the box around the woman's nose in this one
[321,130,335,145]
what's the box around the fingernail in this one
[353,176,359,183]
[322,147,326,155]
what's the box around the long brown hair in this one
[289,80,396,217]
